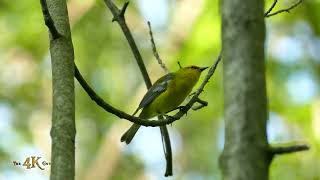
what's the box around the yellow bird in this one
[121,65,208,144]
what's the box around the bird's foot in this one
[177,106,187,112]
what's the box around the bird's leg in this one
[160,105,189,122]
[162,114,174,127]
[176,106,188,115]
[157,111,174,120]
[158,113,174,126]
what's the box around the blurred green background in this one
[0,0,319,179]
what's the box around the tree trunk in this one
[47,0,76,179]
[219,0,270,179]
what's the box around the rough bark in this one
[219,0,270,179]
[46,0,76,179]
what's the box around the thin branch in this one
[74,52,222,127]
[192,98,208,110]
[74,65,151,126]
[269,144,309,155]
[265,0,303,18]
[189,89,203,97]
[118,2,129,20]
[264,0,278,17]
[147,21,168,72]
[39,0,61,39]
[104,0,152,88]
[159,116,172,177]
[264,1,309,156]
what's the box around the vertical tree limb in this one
[40,0,76,179]
[219,0,269,179]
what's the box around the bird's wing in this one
[132,73,175,115]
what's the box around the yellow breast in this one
[151,74,199,116]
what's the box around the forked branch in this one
[265,0,303,17]
[104,1,152,88]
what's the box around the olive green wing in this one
[132,73,175,116]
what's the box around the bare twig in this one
[104,1,152,88]
[269,144,309,155]
[177,61,182,69]
[159,116,172,177]
[264,0,309,156]
[189,89,203,97]
[192,98,208,110]
[117,2,129,21]
[39,0,61,39]
[265,0,303,18]
[147,21,169,72]
[75,65,151,126]
[264,0,278,17]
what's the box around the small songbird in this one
[121,65,208,144]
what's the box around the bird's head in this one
[176,65,208,80]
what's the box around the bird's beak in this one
[200,67,209,72]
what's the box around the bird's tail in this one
[120,123,141,144]
[121,108,150,144]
